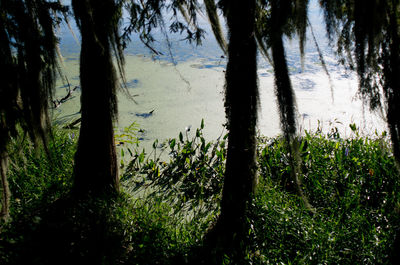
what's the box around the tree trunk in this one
[203,0,258,261]
[386,2,400,169]
[0,21,13,223]
[271,35,300,191]
[71,0,119,196]
[387,3,400,263]
[269,0,314,212]
[0,155,10,222]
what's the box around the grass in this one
[251,125,399,264]
[0,122,399,264]
[5,126,77,218]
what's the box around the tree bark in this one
[0,155,10,222]
[387,2,400,263]
[71,0,119,196]
[271,35,300,191]
[269,0,314,212]
[203,0,258,261]
[386,2,400,168]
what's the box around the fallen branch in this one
[52,85,80,108]
[63,117,82,129]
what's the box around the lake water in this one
[53,0,387,152]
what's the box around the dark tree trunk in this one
[270,38,296,140]
[268,0,314,212]
[0,23,14,222]
[72,0,119,196]
[270,0,297,190]
[386,3,400,168]
[271,35,314,210]
[387,3,400,263]
[203,0,258,261]
[271,35,298,190]
[0,155,10,221]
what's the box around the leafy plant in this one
[122,120,227,221]
[114,122,140,169]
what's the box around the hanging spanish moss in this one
[0,0,66,220]
[204,0,227,54]
[319,0,400,167]
[294,0,309,69]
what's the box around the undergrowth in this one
[0,122,399,264]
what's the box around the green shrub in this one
[7,126,78,218]
[122,120,226,223]
[253,125,400,264]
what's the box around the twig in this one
[63,117,82,129]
